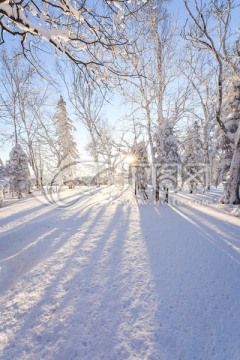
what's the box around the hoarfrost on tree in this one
[0,0,150,79]
[154,122,180,188]
[215,80,240,204]
[54,96,79,185]
[182,122,205,193]
[7,143,31,198]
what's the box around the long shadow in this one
[138,204,240,359]
[169,204,240,263]
[30,202,168,359]
[0,202,134,359]
[0,200,49,226]
[0,197,107,328]
[3,194,240,359]
[175,191,221,201]
[0,187,99,228]
[0,187,102,239]
[172,201,240,240]
[0,202,100,293]
[0,188,108,293]
[0,201,83,258]
[52,204,132,359]
[53,202,159,359]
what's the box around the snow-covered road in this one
[0,187,240,360]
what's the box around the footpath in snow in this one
[0,186,240,360]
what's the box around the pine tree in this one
[54,96,79,185]
[215,80,240,204]
[0,158,7,206]
[7,144,31,198]
[182,122,205,193]
[154,122,179,188]
[0,158,6,181]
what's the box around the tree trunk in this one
[203,123,211,191]
[223,146,240,204]
[144,103,156,199]
[204,161,211,191]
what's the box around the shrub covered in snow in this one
[7,144,31,198]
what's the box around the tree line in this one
[0,0,239,204]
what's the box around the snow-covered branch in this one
[0,0,150,79]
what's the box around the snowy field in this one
[0,186,240,360]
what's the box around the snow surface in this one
[0,186,240,360]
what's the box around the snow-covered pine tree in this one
[54,96,79,185]
[7,144,31,198]
[181,122,205,193]
[154,122,179,188]
[0,158,8,187]
[215,80,240,204]
[131,141,149,194]
[0,158,6,180]
[0,158,7,206]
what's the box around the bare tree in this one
[182,0,239,131]
[86,119,117,168]
[0,50,57,188]
[58,62,108,167]
[119,2,189,196]
[182,0,240,203]
[181,50,218,190]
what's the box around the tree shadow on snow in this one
[137,204,240,360]
[0,198,153,359]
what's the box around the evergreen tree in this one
[182,122,205,193]
[54,96,79,185]
[7,144,31,198]
[0,158,6,180]
[0,158,7,206]
[154,122,179,188]
[215,80,240,204]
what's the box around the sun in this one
[125,154,136,164]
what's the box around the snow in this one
[0,186,240,359]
